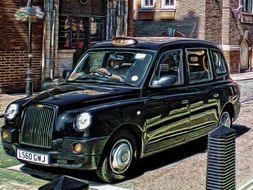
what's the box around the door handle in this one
[213,93,219,98]
[181,100,189,105]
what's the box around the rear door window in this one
[186,48,213,83]
[211,50,228,77]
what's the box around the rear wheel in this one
[96,130,138,182]
[219,111,232,128]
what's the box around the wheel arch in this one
[221,102,235,119]
[100,123,143,162]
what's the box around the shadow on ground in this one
[20,124,250,186]
[232,124,250,138]
[20,137,209,185]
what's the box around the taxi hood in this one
[23,83,140,109]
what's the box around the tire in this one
[219,111,232,128]
[96,130,138,182]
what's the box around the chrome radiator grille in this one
[20,105,56,148]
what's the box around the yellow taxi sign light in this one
[112,37,137,46]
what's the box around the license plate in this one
[17,149,49,165]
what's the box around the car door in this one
[144,49,190,153]
[186,48,220,140]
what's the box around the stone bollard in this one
[206,125,236,190]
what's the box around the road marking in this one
[7,164,131,190]
[7,164,24,171]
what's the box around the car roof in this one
[91,37,220,51]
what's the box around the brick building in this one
[131,0,253,73]
[1,0,252,93]
[0,0,43,93]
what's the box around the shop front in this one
[42,0,130,88]
[42,0,106,87]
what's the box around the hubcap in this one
[219,112,231,128]
[109,139,133,174]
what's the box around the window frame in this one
[141,0,155,9]
[242,0,253,13]
[161,0,176,9]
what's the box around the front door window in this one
[151,49,184,87]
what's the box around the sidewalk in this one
[231,71,253,81]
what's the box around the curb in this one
[7,164,131,190]
[232,77,253,82]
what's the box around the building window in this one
[59,16,105,50]
[162,0,175,9]
[59,16,86,49]
[142,0,154,8]
[243,0,252,13]
[58,0,106,50]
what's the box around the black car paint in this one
[1,37,240,173]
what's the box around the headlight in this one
[5,104,19,120]
[75,112,92,131]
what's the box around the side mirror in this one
[62,69,72,80]
[152,75,177,87]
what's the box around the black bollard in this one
[206,125,236,190]
[39,175,89,190]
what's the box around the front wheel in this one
[96,130,138,182]
[219,111,232,128]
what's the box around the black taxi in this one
[1,37,240,182]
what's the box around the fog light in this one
[72,143,83,154]
[1,130,10,141]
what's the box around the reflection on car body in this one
[1,36,240,182]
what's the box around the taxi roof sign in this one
[112,37,137,46]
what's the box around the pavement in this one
[230,71,253,81]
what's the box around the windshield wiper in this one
[98,80,135,87]
[73,75,108,81]
[68,77,134,87]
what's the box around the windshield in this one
[68,50,153,86]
